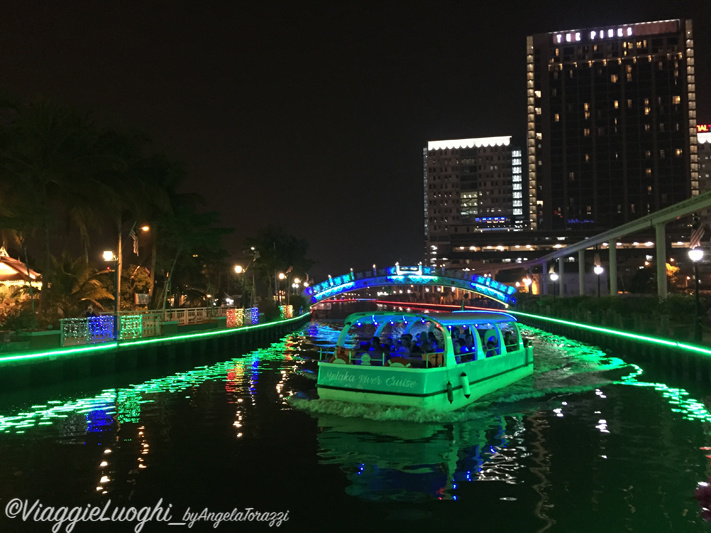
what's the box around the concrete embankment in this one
[512,310,711,383]
[0,313,311,391]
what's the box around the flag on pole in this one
[690,224,706,249]
[129,229,139,255]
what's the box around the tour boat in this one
[316,310,533,411]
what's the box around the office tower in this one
[699,124,711,196]
[423,136,523,266]
[527,19,698,232]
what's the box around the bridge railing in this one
[59,305,271,347]
[303,265,517,306]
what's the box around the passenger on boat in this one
[413,332,430,353]
[463,329,475,350]
[427,331,441,352]
[485,340,497,358]
[369,336,383,354]
[455,338,473,363]
[396,336,411,356]
[451,327,460,343]
[503,329,519,350]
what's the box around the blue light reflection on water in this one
[0,315,709,531]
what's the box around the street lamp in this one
[549,271,559,300]
[689,247,704,343]
[594,264,604,297]
[523,276,532,294]
[234,265,245,308]
[278,272,286,305]
[103,250,119,340]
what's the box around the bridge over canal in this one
[301,264,518,306]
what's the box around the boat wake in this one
[289,324,635,424]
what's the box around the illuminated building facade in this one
[699,125,711,196]
[423,136,524,266]
[527,19,698,232]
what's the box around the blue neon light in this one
[306,265,517,305]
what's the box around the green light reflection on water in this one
[2,321,711,438]
[523,325,711,424]
[0,337,295,435]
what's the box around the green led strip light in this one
[509,310,711,358]
[0,343,117,364]
[0,313,310,364]
[0,335,296,434]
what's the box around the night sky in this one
[1,1,709,281]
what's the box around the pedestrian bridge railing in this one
[59,305,293,347]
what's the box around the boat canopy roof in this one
[343,310,517,329]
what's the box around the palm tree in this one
[0,100,111,319]
[245,226,314,300]
[44,251,115,321]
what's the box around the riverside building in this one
[699,124,711,196]
[526,19,698,232]
[423,136,524,267]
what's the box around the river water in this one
[0,303,710,532]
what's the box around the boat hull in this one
[317,350,533,412]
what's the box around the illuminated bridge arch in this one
[302,265,517,306]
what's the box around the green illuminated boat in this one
[317,310,533,411]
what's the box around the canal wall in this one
[512,310,711,383]
[0,313,311,391]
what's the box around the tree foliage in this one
[0,97,234,324]
[244,226,314,298]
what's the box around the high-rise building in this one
[699,124,711,195]
[527,19,698,232]
[423,136,523,266]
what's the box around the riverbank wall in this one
[0,313,311,391]
[512,310,711,383]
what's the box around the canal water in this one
[0,303,710,532]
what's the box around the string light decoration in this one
[61,316,115,345]
[248,307,259,325]
[226,308,237,328]
[304,265,517,306]
[119,315,143,340]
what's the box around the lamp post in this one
[594,264,604,297]
[523,276,532,294]
[103,250,119,340]
[549,271,559,301]
[689,247,704,343]
[278,272,286,305]
[234,265,245,308]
